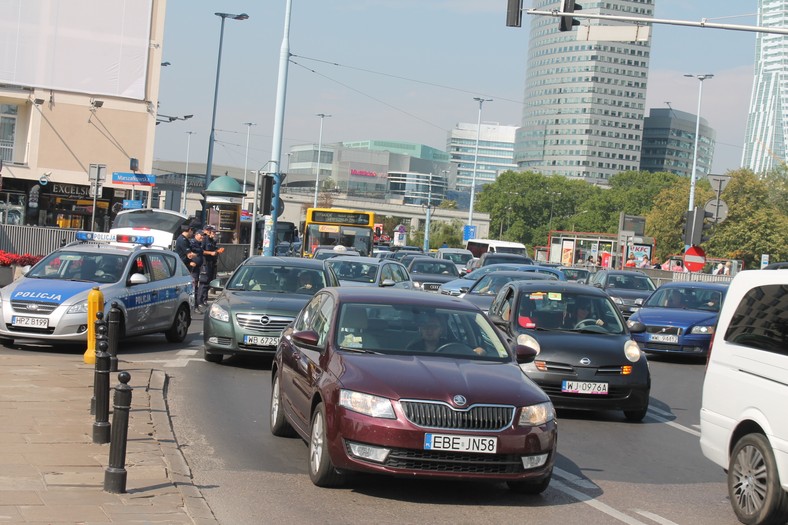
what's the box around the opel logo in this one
[580,357,591,365]
[452,395,467,407]
[259,315,270,325]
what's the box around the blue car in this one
[439,264,566,296]
[627,281,729,357]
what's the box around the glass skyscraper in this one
[742,0,788,174]
[514,0,654,184]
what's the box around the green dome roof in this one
[206,175,244,195]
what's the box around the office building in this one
[640,108,715,177]
[514,0,654,184]
[742,0,788,173]
[446,122,518,191]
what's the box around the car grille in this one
[6,325,56,335]
[382,448,524,474]
[400,400,515,431]
[235,314,292,335]
[645,325,682,335]
[10,301,58,314]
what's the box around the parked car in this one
[460,271,556,314]
[440,264,566,296]
[313,246,361,260]
[588,269,656,318]
[270,287,557,491]
[202,257,339,363]
[406,257,460,292]
[700,268,788,525]
[627,281,729,358]
[0,231,194,346]
[487,280,650,422]
[325,256,412,289]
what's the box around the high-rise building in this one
[446,123,518,191]
[741,0,788,174]
[640,108,715,177]
[514,0,654,184]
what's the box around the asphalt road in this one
[117,316,740,525]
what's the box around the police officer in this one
[189,230,206,312]
[175,225,194,268]
[199,225,223,307]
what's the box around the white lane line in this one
[647,410,701,438]
[176,349,198,356]
[554,467,598,490]
[551,478,649,525]
[129,358,202,368]
[634,510,681,525]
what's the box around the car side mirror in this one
[380,278,396,287]
[128,273,149,285]
[459,286,469,294]
[20,265,31,277]
[487,313,508,327]
[209,278,223,290]
[593,282,603,288]
[514,344,538,364]
[627,321,647,334]
[634,298,644,306]
[292,330,320,346]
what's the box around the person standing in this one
[175,225,194,269]
[625,253,637,268]
[199,225,223,307]
[189,230,206,312]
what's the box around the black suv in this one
[588,269,656,318]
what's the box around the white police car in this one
[0,232,194,345]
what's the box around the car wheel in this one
[507,470,552,494]
[203,349,223,363]
[728,433,788,525]
[624,405,649,422]
[270,371,296,437]
[309,402,343,487]
[165,305,191,343]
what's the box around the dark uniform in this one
[189,232,206,310]
[174,229,193,268]
[199,227,220,306]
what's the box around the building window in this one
[0,104,18,163]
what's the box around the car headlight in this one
[691,325,714,335]
[208,303,230,322]
[610,296,623,305]
[412,282,422,289]
[339,389,395,419]
[67,300,89,315]
[518,401,555,426]
[516,333,541,355]
[624,340,642,362]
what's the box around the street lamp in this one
[203,11,249,222]
[422,175,435,252]
[548,192,562,234]
[468,97,492,227]
[242,122,256,210]
[313,113,331,208]
[684,73,713,212]
[181,131,196,215]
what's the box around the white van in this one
[109,209,189,249]
[465,239,527,258]
[699,267,788,525]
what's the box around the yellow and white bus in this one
[302,208,374,257]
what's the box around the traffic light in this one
[259,174,274,216]
[690,207,715,246]
[559,0,582,32]
[681,210,693,247]
[506,0,523,27]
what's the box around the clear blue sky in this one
[154,1,757,176]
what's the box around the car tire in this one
[165,304,191,343]
[728,433,788,525]
[203,349,223,364]
[624,405,649,422]
[507,470,552,494]
[270,371,296,437]
[309,402,343,487]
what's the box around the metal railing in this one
[0,224,77,255]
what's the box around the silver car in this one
[0,232,194,345]
[326,256,413,289]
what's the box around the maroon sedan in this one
[270,288,557,493]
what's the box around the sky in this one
[153,1,759,177]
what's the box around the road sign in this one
[684,245,706,273]
[463,225,477,242]
[707,174,731,194]
[704,198,729,223]
[123,199,143,209]
[761,254,770,269]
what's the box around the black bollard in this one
[92,340,111,444]
[104,371,132,494]
[90,312,106,415]
[107,302,121,372]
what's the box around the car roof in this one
[329,256,384,264]
[600,269,648,276]
[511,280,610,296]
[59,242,163,256]
[244,256,327,269]
[483,271,556,279]
[324,287,481,309]
[656,281,730,291]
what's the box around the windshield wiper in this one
[340,346,382,354]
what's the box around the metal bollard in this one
[104,371,132,494]
[92,339,111,444]
[90,311,106,415]
[107,302,121,372]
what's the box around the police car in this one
[0,232,194,345]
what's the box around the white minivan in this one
[700,267,788,525]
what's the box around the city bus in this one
[465,239,527,258]
[302,208,375,257]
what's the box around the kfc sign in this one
[351,169,377,178]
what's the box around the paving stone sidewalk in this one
[0,349,217,524]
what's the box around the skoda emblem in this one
[259,315,270,326]
[580,357,591,365]
[452,395,467,407]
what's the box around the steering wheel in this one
[434,342,476,355]
[574,318,601,329]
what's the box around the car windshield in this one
[514,291,625,334]
[465,265,519,280]
[410,260,459,276]
[226,265,326,294]
[335,303,509,359]
[26,251,128,284]
[469,274,533,296]
[443,252,472,264]
[326,260,378,283]
[606,274,656,291]
[562,268,590,281]
[644,287,723,312]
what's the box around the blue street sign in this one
[123,199,143,209]
[112,172,156,186]
[463,225,477,241]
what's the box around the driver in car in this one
[564,298,604,328]
[407,313,485,355]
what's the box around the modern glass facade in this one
[514,0,653,184]
[640,108,715,177]
[446,123,518,191]
[742,0,788,174]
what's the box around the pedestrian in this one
[723,261,732,275]
[670,259,688,272]
[174,225,194,268]
[713,262,724,275]
[625,253,637,268]
[651,257,662,270]
[189,230,206,312]
[199,225,224,307]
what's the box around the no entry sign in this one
[684,245,706,272]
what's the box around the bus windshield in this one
[303,208,375,257]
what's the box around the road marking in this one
[554,467,598,490]
[129,358,202,368]
[551,478,649,525]
[634,510,680,525]
[176,349,198,356]
[646,408,701,438]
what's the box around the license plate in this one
[11,316,48,328]
[650,334,678,343]
[562,380,608,395]
[243,335,279,346]
[424,433,497,454]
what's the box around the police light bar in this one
[76,231,154,246]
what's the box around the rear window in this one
[724,284,788,355]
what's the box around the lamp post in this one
[181,131,195,215]
[313,113,331,208]
[242,122,256,210]
[468,97,492,227]
[548,192,562,234]
[684,73,713,212]
[422,175,434,253]
[203,11,249,222]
